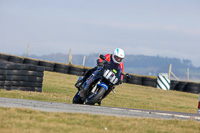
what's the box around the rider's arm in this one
[97,54,111,67]
[120,62,124,81]
[98,54,111,62]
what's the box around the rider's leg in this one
[75,67,97,88]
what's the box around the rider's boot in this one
[97,101,101,106]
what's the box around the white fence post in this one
[26,43,30,58]
[68,49,72,65]
[82,56,86,66]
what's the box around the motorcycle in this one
[72,54,131,105]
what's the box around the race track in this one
[0,97,200,121]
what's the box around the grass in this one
[0,71,200,132]
[0,107,200,133]
[0,71,199,113]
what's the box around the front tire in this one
[72,91,84,104]
[85,87,106,105]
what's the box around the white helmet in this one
[112,48,125,64]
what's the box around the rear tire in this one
[85,87,106,105]
[72,91,84,104]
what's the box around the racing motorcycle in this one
[72,54,131,105]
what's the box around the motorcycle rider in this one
[75,48,125,91]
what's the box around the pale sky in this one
[0,0,200,66]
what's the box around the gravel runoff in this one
[0,97,200,121]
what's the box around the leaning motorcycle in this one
[72,55,131,105]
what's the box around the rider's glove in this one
[96,59,104,67]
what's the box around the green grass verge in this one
[0,71,200,132]
[0,107,200,133]
[0,71,199,113]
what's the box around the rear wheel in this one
[85,87,106,105]
[72,91,84,104]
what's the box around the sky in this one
[0,0,200,66]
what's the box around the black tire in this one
[13,70,28,76]
[36,72,44,77]
[35,82,42,87]
[11,86,20,90]
[27,76,36,82]
[18,87,26,91]
[44,66,54,71]
[170,80,179,90]
[20,81,35,87]
[0,70,7,75]
[6,75,13,81]
[19,64,29,70]
[68,70,83,76]
[127,75,142,85]
[54,68,68,74]
[28,65,38,71]
[8,56,24,63]
[69,66,84,72]
[54,63,69,69]
[0,75,6,80]
[0,63,7,69]
[4,81,12,86]
[85,87,106,105]
[39,61,55,71]
[13,64,23,70]
[142,77,157,87]
[12,81,21,86]
[6,63,14,70]
[36,66,45,72]
[25,87,35,91]
[36,77,43,83]
[6,70,13,75]
[28,71,37,76]
[0,86,4,89]
[174,81,187,91]
[184,82,200,94]
[13,76,29,81]
[23,58,39,65]
[0,53,9,61]
[68,66,84,76]
[4,86,11,90]
[73,91,84,104]
[35,87,42,92]
[0,81,4,86]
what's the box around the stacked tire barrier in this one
[1,53,200,94]
[170,80,200,94]
[0,60,45,92]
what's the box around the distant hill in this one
[27,53,200,80]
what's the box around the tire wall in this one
[0,57,45,92]
[1,53,199,94]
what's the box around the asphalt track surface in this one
[0,97,200,121]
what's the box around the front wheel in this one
[85,87,106,105]
[72,91,84,104]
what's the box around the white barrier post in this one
[198,93,200,114]
[157,73,170,90]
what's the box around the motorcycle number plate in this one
[103,69,118,84]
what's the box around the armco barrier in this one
[1,53,200,94]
